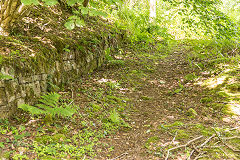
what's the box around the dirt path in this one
[100,51,192,159]
[1,44,238,160]
[108,52,195,159]
[83,46,239,159]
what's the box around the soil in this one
[70,45,239,159]
[1,40,239,159]
[0,5,239,160]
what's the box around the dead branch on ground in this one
[164,127,240,160]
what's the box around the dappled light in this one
[227,102,240,115]
[0,0,240,159]
[194,58,240,131]
[197,75,227,89]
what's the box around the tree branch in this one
[165,135,203,160]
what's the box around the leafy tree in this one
[163,0,239,39]
[0,0,239,40]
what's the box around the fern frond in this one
[18,92,76,119]
[109,109,121,124]
[39,92,60,107]
[18,104,45,115]
[54,104,76,117]
[38,99,57,107]
[61,104,76,117]
[35,104,56,117]
[36,103,50,110]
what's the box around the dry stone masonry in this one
[0,33,123,118]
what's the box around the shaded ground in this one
[71,43,240,159]
[0,4,239,160]
[0,41,240,160]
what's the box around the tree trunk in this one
[0,0,27,36]
[149,0,156,23]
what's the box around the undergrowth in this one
[0,76,131,159]
[1,2,240,159]
[1,37,239,159]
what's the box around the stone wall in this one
[0,34,122,118]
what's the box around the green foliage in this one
[185,73,198,81]
[21,0,39,5]
[110,0,240,43]
[0,73,14,80]
[114,2,171,43]
[200,97,213,103]
[42,0,58,6]
[0,142,4,148]
[18,0,240,41]
[109,109,121,124]
[186,108,198,118]
[66,0,80,6]
[226,83,240,92]
[33,127,99,159]
[105,47,114,61]
[63,0,111,30]
[18,92,76,118]
[163,121,184,128]
[163,0,239,40]
[141,96,152,100]
[64,16,86,30]
[89,103,102,112]
[106,81,120,90]
[108,109,130,128]
[47,82,60,92]
[104,48,125,66]
[0,55,3,64]
[21,0,111,30]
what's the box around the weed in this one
[63,45,70,52]
[0,142,4,148]
[89,103,102,112]
[186,108,198,118]
[109,109,121,124]
[0,73,14,80]
[12,153,28,160]
[185,73,198,81]
[164,121,184,128]
[226,83,240,92]
[200,97,213,103]
[141,96,153,100]
[145,136,160,149]
[106,81,121,90]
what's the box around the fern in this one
[109,109,121,124]
[108,109,131,128]
[18,92,76,118]
[38,93,60,107]
[18,104,45,115]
